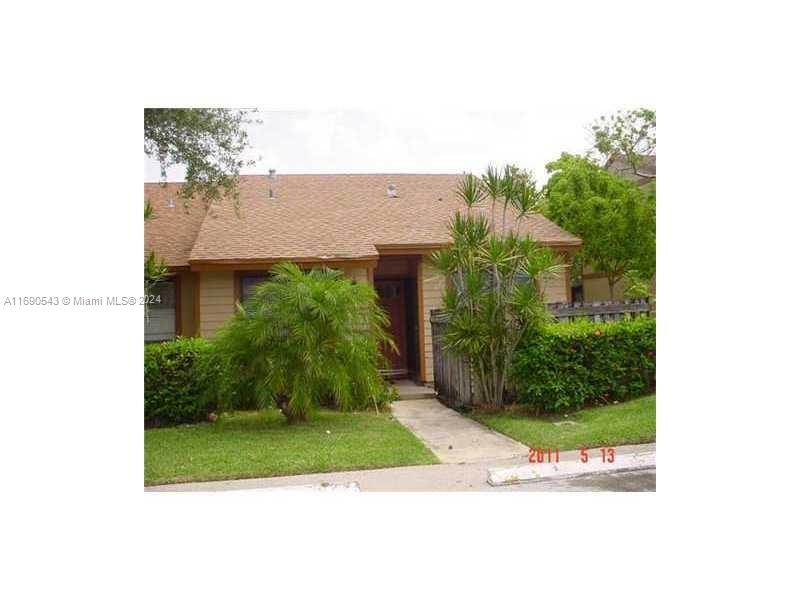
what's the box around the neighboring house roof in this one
[145,174,582,267]
[605,154,656,185]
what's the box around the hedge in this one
[144,337,217,427]
[511,317,655,413]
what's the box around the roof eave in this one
[188,254,380,271]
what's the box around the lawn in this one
[471,394,656,450]
[145,409,438,486]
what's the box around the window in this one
[144,280,176,342]
[240,273,270,304]
[513,271,531,285]
[376,282,402,299]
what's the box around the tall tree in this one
[591,108,656,180]
[544,154,655,300]
[144,108,257,207]
[144,109,256,319]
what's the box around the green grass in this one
[471,394,656,450]
[145,409,438,486]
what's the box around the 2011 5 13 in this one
[528,447,617,463]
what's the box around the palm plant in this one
[456,172,486,213]
[212,263,395,423]
[500,164,518,232]
[482,165,503,231]
[512,177,541,235]
[431,167,561,409]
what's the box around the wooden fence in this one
[548,299,652,322]
[430,299,652,408]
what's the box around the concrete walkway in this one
[146,443,656,492]
[393,379,438,400]
[390,397,529,463]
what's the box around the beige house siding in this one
[583,276,619,301]
[342,266,368,284]
[581,264,656,301]
[419,260,446,384]
[178,272,197,336]
[582,264,612,301]
[199,271,235,337]
[539,267,569,304]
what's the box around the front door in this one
[376,280,407,373]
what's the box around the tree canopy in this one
[591,108,656,179]
[544,154,655,299]
[144,108,257,207]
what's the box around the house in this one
[605,153,656,185]
[579,154,656,302]
[144,173,582,383]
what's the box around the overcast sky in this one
[143,106,623,184]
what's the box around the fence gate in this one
[430,310,473,409]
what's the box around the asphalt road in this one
[500,468,656,492]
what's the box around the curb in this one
[487,452,656,486]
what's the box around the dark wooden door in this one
[376,280,407,372]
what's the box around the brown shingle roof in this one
[145,174,581,266]
[144,182,208,266]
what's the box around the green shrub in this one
[144,337,217,427]
[511,317,655,413]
